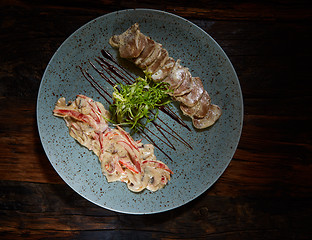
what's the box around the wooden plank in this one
[0,98,63,184]
[0,1,311,239]
[0,181,311,239]
[3,0,311,21]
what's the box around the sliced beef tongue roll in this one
[109,23,147,59]
[139,43,162,69]
[192,104,222,129]
[109,23,222,129]
[175,77,204,108]
[162,59,191,94]
[151,57,175,82]
[134,37,156,66]
[146,48,169,74]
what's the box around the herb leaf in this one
[109,73,171,133]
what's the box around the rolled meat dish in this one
[109,23,221,129]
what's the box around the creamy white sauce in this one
[54,95,172,192]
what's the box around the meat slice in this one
[180,90,211,118]
[193,90,212,118]
[171,70,192,96]
[163,60,188,91]
[109,23,146,59]
[175,77,204,107]
[138,43,162,69]
[134,37,156,65]
[151,57,175,82]
[192,104,222,129]
[146,48,169,74]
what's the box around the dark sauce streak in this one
[153,120,193,150]
[78,66,111,104]
[143,124,176,150]
[101,49,114,62]
[159,106,191,131]
[96,57,133,85]
[101,49,190,132]
[150,111,192,149]
[89,60,117,87]
[101,49,135,83]
[80,49,193,159]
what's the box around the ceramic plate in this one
[37,9,243,214]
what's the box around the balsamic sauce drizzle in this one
[89,60,117,87]
[140,124,176,150]
[153,119,193,150]
[101,49,134,83]
[79,49,193,158]
[100,49,191,132]
[159,106,191,132]
[98,57,134,85]
[78,66,111,104]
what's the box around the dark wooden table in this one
[1,1,311,239]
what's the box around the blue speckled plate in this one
[37,9,243,214]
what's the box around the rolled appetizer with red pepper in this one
[54,95,172,192]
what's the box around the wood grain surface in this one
[1,0,311,239]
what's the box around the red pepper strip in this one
[97,132,104,153]
[70,122,79,130]
[92,132,100,143]
[76,94,96,108]
[116,126,140,152]
[117,140,141,173]
[77,94,102,112]
[116,128,141,168]
[105,162,115,174]
[161,176,167,184]
[90,108,101,123]
[77,95,102,122]
[117,139,134,151]
[53,109,98,130]
[103,130,112,137]
[142,160,173,174]
[104,131,119,140]
[119,158,139,174]
[113,155,124,173]
[77,94,92,101]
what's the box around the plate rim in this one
[36,8,244,214]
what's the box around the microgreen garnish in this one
[109,72,172,133]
